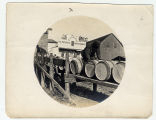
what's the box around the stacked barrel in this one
[85,60,125,84]
[69,57,125,84]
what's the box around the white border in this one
[0,0,155,120]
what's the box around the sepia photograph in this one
[6,3,153,118]
[34,16,126,107]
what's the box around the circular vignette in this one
[34,16,126,107]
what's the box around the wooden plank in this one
[64,73,76,83]
[34,59,70,98]
[72,74,118,89]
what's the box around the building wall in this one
[38,33,48,51]
[98,34,125,60]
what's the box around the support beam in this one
[49,53,55,91]
[65,52,70,97]
[93,83,97,92]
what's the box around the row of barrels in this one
[69,58,125,84]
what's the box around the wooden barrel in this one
[70,58,83,75]
[95,60,114,81]
[112,62,125,83]
[85,60,99,78]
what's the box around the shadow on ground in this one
[70,83,109,102]
[34,63,114,106]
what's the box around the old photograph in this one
[34,16,126,107]
[6,3,153,118]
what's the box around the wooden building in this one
[38,28,53,52]
[82,33,125,61]
[47,39,59,56]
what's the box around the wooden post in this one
[65,52,70,96]
[41,72,45,88]
[49,53,55,91]
[49,53,54,76]
[93,83,97,92]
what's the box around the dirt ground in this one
[34,63,117,107]
[43,81,117,107]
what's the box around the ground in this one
[43,81,116,107]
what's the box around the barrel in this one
[95,60,114,81]
[112,62,125,84]
[85,60,99,78]
[70,58,83,75]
